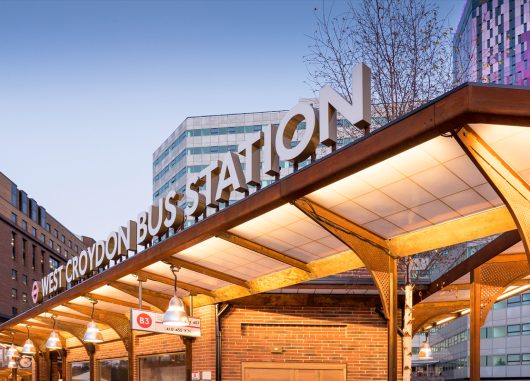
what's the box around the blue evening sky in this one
[0,0,466,241]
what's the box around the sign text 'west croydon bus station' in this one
[33,64,371,303]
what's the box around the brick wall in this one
[49,295,400,381]
[221,295,402,381]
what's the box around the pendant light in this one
[21,326,36,355]
[418,332,433,360]
[6,332,19,359]
[7,357,17,369]
[45,315,62,350]
[163,265,189,327]
[83,300,104,343]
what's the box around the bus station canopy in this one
[1,83,530,349]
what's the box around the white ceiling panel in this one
[354,190,407,217]
[381,178,436,208]
[385,210,431,232]
[230,204,349,264]
[305,135,503,239]
[441,189,491,216]
[472,124,530,177]
[330,201,379,224]
[410,200,461,224]
[411,166,469,199]
[364,219,406,237]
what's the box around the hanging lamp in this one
[45,315,62,350]
[6,332,19,359]
[7,357,17,369]
[163,265,189,327]
[83,299,103,343]
[21,326,36,355]
[418,332,433,360]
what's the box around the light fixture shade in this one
[21,338,35,355]
[6,343,19,359]
[45,330,62,350]
[83,320,103,343]
[7,358,17,369]
[163,296,189,326]
[418,340,433,360]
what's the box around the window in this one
[11,269,17,280]
[68,240,72,248]
[30,199,38,221]
[31,227,36,237]
[481,327,492,339]
[39,206,46,227]
[56,244,61,254]
[61,235,65,243]
[22,239,26,265]
[46,223,50,232]
[41,251,45,273]
[522,293,530,305]
[75,245,79,253]
[493,326,507,338]
[19,191,28,214]
[49,258,59,271]
[11,183,18,207]
[71,362,90,381]
[523,323,530,335]
[11,232,16,260]
[138,352,185,381]
[21,220,27,231]
[22,293,27,303]
[508,324,521,336]
[11,307,17,316]
[11,289,17,299]
[53,229,58,238]
[523,354,530,365]
[40,233,45,242]
[507,295,521,306]
[48,239,53,248]
[507,354,521,365]
[32,245,36,270]
[22,275,27,286]
[98,358,128,381]
[11,213,17,224]
[492,355,506,366]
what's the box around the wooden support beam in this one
[456,126,530,266]
[49,310,93,322]
[192,249,363,308]
[412,301,470,334]
[86,292,158,311]
[65,302,132,351]
[421,230,520,303]
[136,270,215,297]
[388,206,516,256]
[217,232,311,272]
[470,268,481,381]
[109,281,169,312]
[388,257,398,381]
[164,256,250,289]
[293,197,394,317]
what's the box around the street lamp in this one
[163,265,189,327]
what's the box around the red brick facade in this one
[0,171,90,320]
[31,296,401,381]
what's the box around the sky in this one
[0,0,466,241]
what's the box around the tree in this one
[305,0,460,132]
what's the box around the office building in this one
[453,0,530,85]
[0,171,92,321]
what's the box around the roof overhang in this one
[3,83,530,347]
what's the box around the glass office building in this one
[453,0,530,86]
